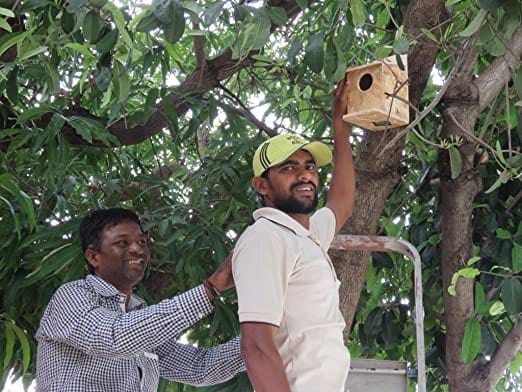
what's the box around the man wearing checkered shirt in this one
[36,208,245,391]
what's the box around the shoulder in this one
[310,207,336,227]
[240,218,282,239]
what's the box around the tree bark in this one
[332,0,451,336]
[438,27,522,391]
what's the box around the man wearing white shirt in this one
[233,79,356,391]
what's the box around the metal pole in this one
[330,235,426,392]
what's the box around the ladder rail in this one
[330,235,426,392]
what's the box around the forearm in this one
[327,80,356,232]
[327,119,355,227]
[158,337,246,386]
[242,345,290,392]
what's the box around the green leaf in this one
[349,0,366,26]
[96,28,119,53]
[233,16,271,59]
[103,2,133,47]
[460,9,487,37]
[202,1,224,27]
[69,121,92,143]
[9,322,31,373]
[512,242,522,273]
[0,174,36,230]
[0,7,15,18]
[82,11,103,43]
[489,301,505,315]
[462,318,481,363]
[420,28,438,43]
[296,0,308,10]
[501,278,522,315]
[477,0,504,11]
[3,322,16,368]
[323,38,337,78]
[509,352,522,375]
[0,18,12,33]
[65,42,95,59]
[17,45,48,62]
[459,267,480,279]
[0,31,27,59]
[265,7,288,26]
[448,146,462,179]
[474,282,489,315]
[287,38,303,65]
[363,308,384,337]
[0,195,21,236]
[304,33,324,73]
[393,37,409,55]
[67,0,90,12]
[496,228,512,239]
[162,1,185,44]
[16,105,56,124]
[135,14,160,33]
[6,67,18,104]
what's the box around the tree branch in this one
[476,27,522,112]
[0,1,310,150]
[219,102,278,137]
[483,315,522,387]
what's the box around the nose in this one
[297,168,314,182]
[128,241,146,254]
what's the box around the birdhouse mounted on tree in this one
[343,55,409,131]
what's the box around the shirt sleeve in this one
[232,221,297,326]
[156,336,245,386]
[310,207,337,251]
[36,283,213,358]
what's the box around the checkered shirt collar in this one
[85,274,147,310]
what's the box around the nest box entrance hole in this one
[359,73,373,91]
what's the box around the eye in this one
[116,240,128,248]
[137,240,148,247]
[282,165,295,172]
[306,163,317,171]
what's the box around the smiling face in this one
[254,149,319,215]
[85,219,150,295]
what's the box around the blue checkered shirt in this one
[36,274,245,391]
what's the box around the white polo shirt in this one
[233,207,349,391]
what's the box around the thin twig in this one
[447,111,497,157]
[505,81,512,158]
[377,53,462,157]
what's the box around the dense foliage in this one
[0,0,521,391]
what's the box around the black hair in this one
[256,169,271,206]
[79,208,144,273]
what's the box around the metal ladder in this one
[330,235,426,392]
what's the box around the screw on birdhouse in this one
[343,55,410,131]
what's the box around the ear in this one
[252,176,269,196]
[85,248,99,271]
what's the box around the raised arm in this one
[240,323,290,392]
[326,77,356,234]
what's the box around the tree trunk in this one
[333,0,451,335]
[439,86,484,389]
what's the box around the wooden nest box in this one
[343,55,409,131]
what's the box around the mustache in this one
[291,181,317,192]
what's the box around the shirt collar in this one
[253,207,311,238]
[85,274,147,310]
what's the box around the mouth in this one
[293,183,316,195]
[125,258,145,266]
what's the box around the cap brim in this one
[301,141,333,167]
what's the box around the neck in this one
[287,213,310,229]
